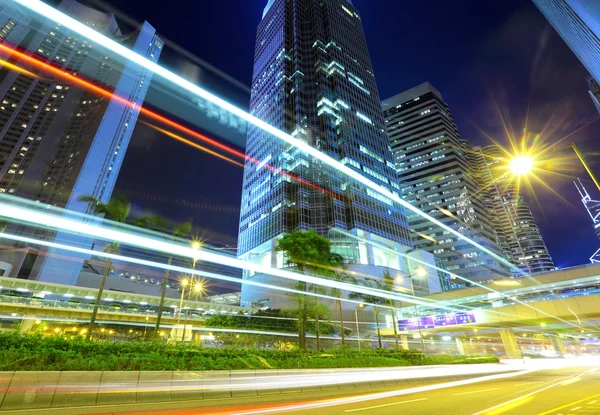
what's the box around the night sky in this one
[101,0,600,268]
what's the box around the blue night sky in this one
[103,0,600,268]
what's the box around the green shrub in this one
[0,332,498,371]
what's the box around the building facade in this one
[238,0,414,285]
[586,76,600,113]
[471,145,555,274]
[533,0,600,82]
[382,83,509,283]
[0,0,163,284]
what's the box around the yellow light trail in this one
[12,0,523,276]
[142,122,244,168]
[0,58,39,79]
[573,143,600,192]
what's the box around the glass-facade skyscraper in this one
[533,0,600,82]
[471,145,555,274]
[238,0,412,295]
[382,83,509,283]
[0,0,163,284]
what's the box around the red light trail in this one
[0,42,346,202]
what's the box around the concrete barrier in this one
[0,372,14,409]
[1,371,60,410]
[96,371,139,406]
[171,371,203,402]
[0,364,522,411]
[51,371,102,408]
[137,371,173,404]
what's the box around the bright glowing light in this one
[493,279,522,286]
[510,155,534,176]
[194,282,204,293]
[415,267,427,278]
[11,0,519,275]
[0,58,39,79]
[442,335,452,341]
[192,241,202,250]
[181,279,189,287]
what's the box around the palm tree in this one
[154,221,192,335]
[327,253,357,347]
[275,230,332,351]
[79,193,164,340]
[310,283,328,351]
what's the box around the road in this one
[2,365,599,415]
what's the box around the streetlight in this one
[354,303,364,351]
[177,278,189,320]
[402,267,427,352]
[181,281,204,342]
[192,240,202,269]
[143,316,149,342]
[509,155,534,176]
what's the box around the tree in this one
[79,193,164,340]
[275,229,333,351]
[327,253,356,347]
[154,221,193,335]
[350,278,388,348]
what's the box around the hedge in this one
[0,332,498,371]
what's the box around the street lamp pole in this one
[143,316,149,342]
[176,279,188,341]
[354,304,363,351]
[407,275,426,352]
[181,281,204,343]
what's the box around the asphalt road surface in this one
[3,365,599,415]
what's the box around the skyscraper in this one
[586,76,600,113]
[533,0,600,82]
[0,0,163,283]
[238,0,414,304]
[574,178,600,263]
[471,145,555,274]
[382,83,509,282]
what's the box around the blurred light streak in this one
[573,143,600,191]
[214,369,537,415]
[536,393,600,415]
[329,228,588,330]
[0,43,345,204]
[142,122,244,167]
[0,43,247,161]
[0,58,39,78]
[0,229,436,311]
[478,396,534,415]
[12,0,520,275]
[29,366,533,404]
[473,368,596,415]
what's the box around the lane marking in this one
[587,400,597,405]
[571,407,582,411]
[344,398,428,413]
[455,388,500,396]
[536,393,600,415]
[473,370,591,415]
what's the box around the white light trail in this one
[0,200,586,328]
[12,0,521,275]
[0,228,445,310]
[331,228,583,329]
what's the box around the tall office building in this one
[586,76,600,113]
[239,0,415,305]
[471,145,555,274]
[533,0,600,82]
[382,83,508,282]
[574,178,600,262]
[0,0,163,283]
